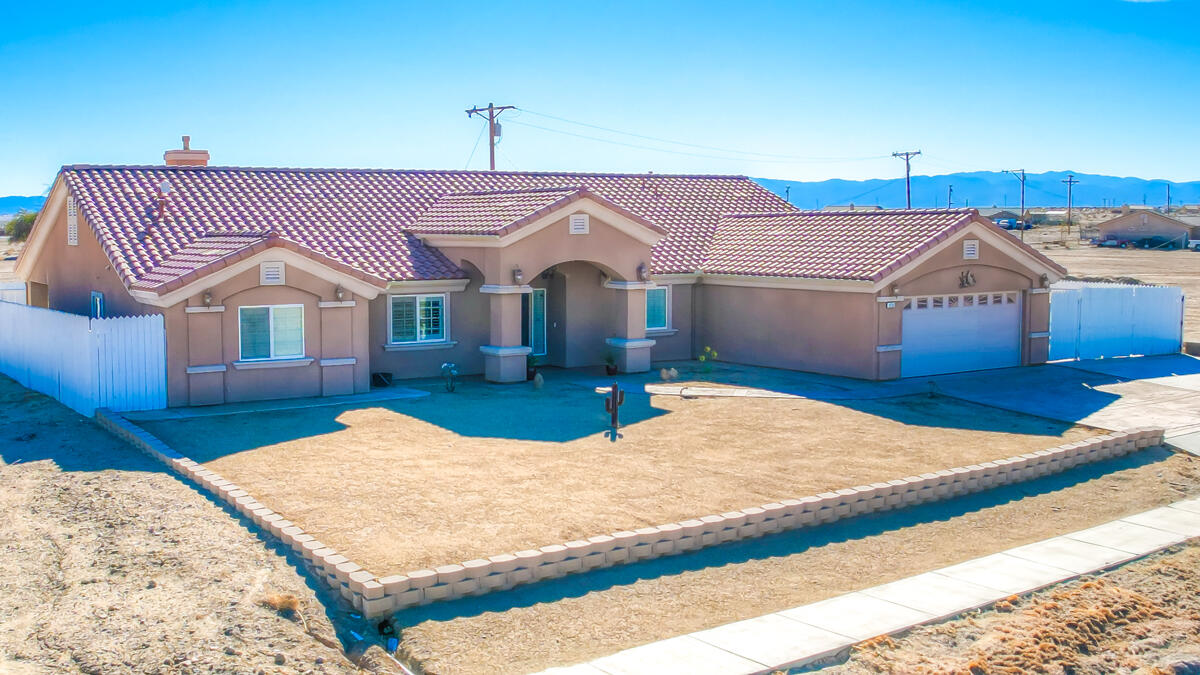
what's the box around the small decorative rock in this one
[533,372,544,390]
[274,653,285,665]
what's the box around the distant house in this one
[1028,210,1068,225]
[1096,210,1200,247]
[976,208,1020,223]
[821,204,883,212]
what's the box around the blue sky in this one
[1,0,1197,195]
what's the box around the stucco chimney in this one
[164,135,210,166]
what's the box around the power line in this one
[465,102,516,171]
[516,106,892,162]
[892,151,921,208]
[463,122,487,170]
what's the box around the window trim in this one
[645,285,671,331]
[237,303,306,362]
[388,293,449,345]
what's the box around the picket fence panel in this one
[0,301,166,415]
[1049,281,1184,361]
[0,283,24,304]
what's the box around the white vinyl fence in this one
[1049,281,1185,361]
[0,282,24,304]
[0,301,167,415]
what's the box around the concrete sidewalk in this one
[538,498,1200,675]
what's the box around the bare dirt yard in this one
[0,237,20,282]
[0,375,400,674]
[140,381,1099,576]
[831,541,1200,675]
[395,449,1199,674]
[1042,244,1200,343]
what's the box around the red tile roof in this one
[408,186,666,237]
[60,166,790,292]
[703,209,1066,281]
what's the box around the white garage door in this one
[901,292,1022,377]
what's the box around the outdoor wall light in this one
[202,291,213,307]
[512,267,524,285]
[335,285,345,301]
[637,262,649,281]
[1040,273,1050,288]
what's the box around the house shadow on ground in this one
[389,447,1176,626]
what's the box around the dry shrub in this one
[260,593,300,615]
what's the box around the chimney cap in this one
[165,135,209,167]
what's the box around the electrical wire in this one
[464,122,487,170]
[513,109,891,164]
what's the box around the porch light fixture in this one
[335,285,345,301]
[1040,273,1050,289]
[202,291,213,307]
[637,262,649,282]
[512,267,524,285]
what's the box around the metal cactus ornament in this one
[605,382,625,430]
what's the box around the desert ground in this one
[831,542,1200,675]
[0,375,400,674]
[1037,239,1200,343]
[140,382,1098,575]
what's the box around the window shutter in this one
[962,239,979,260]
[260,262,285,285]
[569,214,589,235]
[66,196,79,246]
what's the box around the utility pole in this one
[784,186,791,204]
[892,150,921,208]
[1166,183,1172,213]
[1003,169,1028,242]
[1062,173,1079,236]
[465,102,515,171]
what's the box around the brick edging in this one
[95,408,1163,619]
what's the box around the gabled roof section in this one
[56,166,791,292]
[408,186,666,238]
[702,209,1066,282]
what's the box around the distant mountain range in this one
[3,170,1198,220]
[754,171,1200,211]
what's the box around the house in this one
[1028,210,1068,225]
[1096,209,1200,247]
[15,140,1066,407]
[976,208,1019,223]
[821,204,883,212]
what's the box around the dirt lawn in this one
[0,375,399,674]
[831,541,1200,674]
[1043,244,1200,342]
[141,382,1098,576]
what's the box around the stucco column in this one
[479,285,532,383]
[604,281,655,373]
[1026,288,1051,365]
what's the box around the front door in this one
[522,288,547,357]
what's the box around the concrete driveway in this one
[926,354,1200,452]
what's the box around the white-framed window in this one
[238,304,305,361]
[389,294,447,344]
[645,285,670,330]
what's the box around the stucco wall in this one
[696,284,879,379]
[368,269,489,380]
[23,203,151,318]
[166,263,371,406]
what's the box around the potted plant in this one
[604,351,619,376]
[526,355,543,381]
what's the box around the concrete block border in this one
[95,407,1164,619]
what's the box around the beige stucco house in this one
[16,141,1067,407]
[1096,209,1200,247]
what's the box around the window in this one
[238,305,304,361]
[390,294,446,344]
[646,285,670,330]
[89,291,105,319]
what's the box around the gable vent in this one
[66,196,79,246]
[962,239,979,260]
[260,261,285,285]
[569,213,589,235]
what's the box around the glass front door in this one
[523,288,547,357]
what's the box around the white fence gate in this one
[0,301,167,415]
[0,283,24,304]
[1049,281,1185,361]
